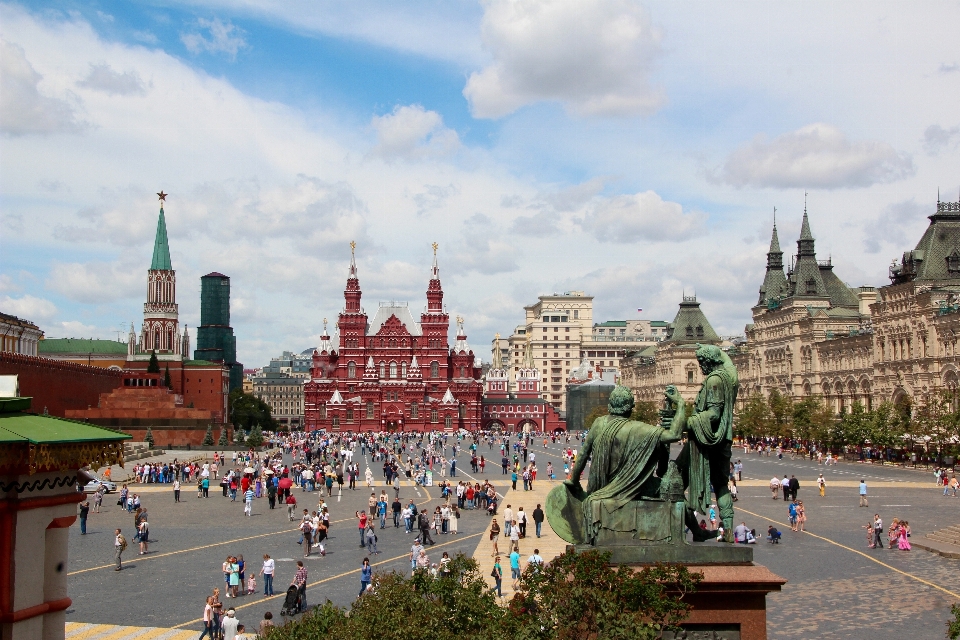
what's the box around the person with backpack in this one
[114,528,126,570]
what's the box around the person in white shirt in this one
[221,608,240,640]
[769,476,781,500]
[259,554,275,596]
[503,506,513,537]
[527,549,544,570]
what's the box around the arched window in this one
[332,415,339,428]
[346,408,354,423]
[390,362,398,378]
[431,409,439,423]
[410,402,419,419]
[431,361,439,378]
[458,404,466,419]
[445,415,453,429]
[459,366,465,378]
[348,361,356,378]
[401,362,408,378]
[379,362,386,378]
[154,329,160,349]
[366,401,374,419]
[319,405,327,419]
[168,330,174,350]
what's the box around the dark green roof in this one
[151,206,173,271]
[184,359,219,366]
[819,264,860,308]
[594,321,627,327]
[39,338,127,355]
[650,320,669,327]
[892,200,960,283]
[665,296,720,344]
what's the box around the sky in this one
[1,0,959,368]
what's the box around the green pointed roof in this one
[151,206,172,271]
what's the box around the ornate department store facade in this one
[624,196,960,412]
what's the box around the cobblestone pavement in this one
[68,440,960,638]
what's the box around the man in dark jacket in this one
[418,511,435,545]
[532,504,545,538]
[788,475,800,501]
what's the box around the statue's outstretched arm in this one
[660,385,685,444]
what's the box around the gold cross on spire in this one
[432,242,438,256]
[350,240,356,256]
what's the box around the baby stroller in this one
[280,583,306,616]
[487,497,498,516]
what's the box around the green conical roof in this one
[151,206,172,271]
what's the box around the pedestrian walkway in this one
[66,622,197,640]
[470,475,567,598]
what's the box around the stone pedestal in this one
[662,564,785,640]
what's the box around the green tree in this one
[217,428,228,447]
[143,427,154,447]
[230,388,277,431]
[841,402,872,451]
[768,389,794,439]
[735,393,771,438]
[147,350,160,374]
[869,402,902,463]
[163,363,172,388]
[246,424,264,448]
[584,405,608,430]
[202,425,214,446]
[791,396,834,447]
[948,603,960,639]
[631,400,660,424]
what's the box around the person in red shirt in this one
[357,511,368,548]
[241,476,250,493]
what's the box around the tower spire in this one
[348,240,357,278]
[431,241,439,280]
[151,193,172,271]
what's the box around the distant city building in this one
[194,272,243,392]
[496,292,666,412]
[253,371,305,429]
[304,244,483,432]
[0,312,43,356]
[263,350,313,379]
[482,337,565,433]
[621,294,725,404]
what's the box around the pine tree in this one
[218,428,229,447]
[144,427,155,447]
[202,425,215,446]
[147,350,160,373]
[246,425,264,448]
[235,429,246,446]
[163,363,172,388]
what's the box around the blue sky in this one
[2,0,959,367]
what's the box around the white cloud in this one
[0,38,81,135]
[412,183,460,216]
[581,191,706,243]
[0,294,58,321]
[716,123,915,189]
[451,213,519,275]
[77,63,147,96]
[181,18,247,59]
[56,320,100,337]
[370,105,460,160]
[923,124,960,156]
[464,0,664,118]
[0,274,17,293]
[46,261,142,304]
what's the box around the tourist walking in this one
[198,596,215,640]
[174,479,180,502]
[491,556,503,597]
[860,480,869,507]
[817,474,825,497]
[365,523,380,554]
[490,518,501,556]
[114,528,126,570]
[873,514,883,549]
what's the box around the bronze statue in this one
[546,343,742,555]
[673,344,739,542]
[549,385,685,545]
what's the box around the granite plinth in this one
[571,542,754,565]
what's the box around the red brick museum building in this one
[303,246,483,433]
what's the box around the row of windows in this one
[345,360,443,379]
[319,402,467,425]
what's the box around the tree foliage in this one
[202,425,214,447]
[147,350,160,374]
[631,400,660,425]
[585,405,608,430]
[217,428,228,447]
[143,427,154,447]
[246,424,264,448]
[262,551,699,640]
[163,363,172,388]
[230,388,277,431]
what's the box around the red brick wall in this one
[183,365,229,423]
[124,425,231,447]
[0,352,123,417]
